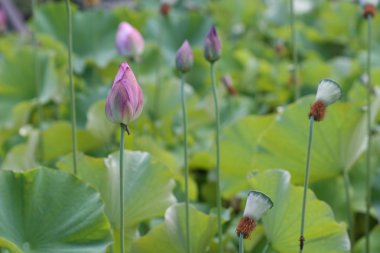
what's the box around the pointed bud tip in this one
[105,62,144,125]
[176,40,194,73]
[204,25,221,63]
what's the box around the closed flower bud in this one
[0,8,7,33]
[308,79,342,121]
[116,22,144,59]
[105,63,144,128]
[236,191,273,239]
[175,40,193,73]
[204,25,221,63]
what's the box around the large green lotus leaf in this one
[34,2,119,72]
[57,151,176,250]
[0,47,62,126]
[132,136,198,200]
[249,170,350,253]
[41,121,101,162]
[254,94,380,184]
[220,114,275,197]
[353,225,380,253]
[0,168,112,253]
[131,203,217,253]
[310,177,349,223]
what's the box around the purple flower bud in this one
[0,8,7,33]
[204,25,221,63]
[105,62,144,126]
[175,40,193,73]
[115,22,144,59]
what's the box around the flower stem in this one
[290,0,299,100]
[64,0,77,174]
[299,116,314,253]
[210,62,222,253]
[343,170,354,244]
[180,73,191,253]
[32,0,44,164]
[119,124,128,253]
[365,14,373,253]
[238,233,243,253]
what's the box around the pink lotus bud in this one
[105,63,144,127]
[115,22,144,59]
[175,40,193,73]
[204,25,221,63]
[0,8,7,33]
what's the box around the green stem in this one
[180,73,191,253]
[65,0,77,174]
[210,62,222,253]
[299,116,314,253]
[290,0,299,100]
[343,170,354,245]
[238,233,243,253]
[365,14,372,253]
[119,124,128,253]
[32,0,44,164]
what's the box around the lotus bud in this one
[360,0,379,17]
[0,8,7,33]
[308,79,342,121]
[105,62,144,131]
[221,75,237,95]
[236,191,273,239]
[204,25,221,63]
[175,40,193,73]
[115,22,144,59]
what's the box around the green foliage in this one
[0,47,64,127]
[131,203,217,253]
[354,225,380,253]
[250,169,350,253]
[57,151,176,251]
[254,94,380,183]
[34,2,119,72]
[0,168,112,253]
[1,0,379,252]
